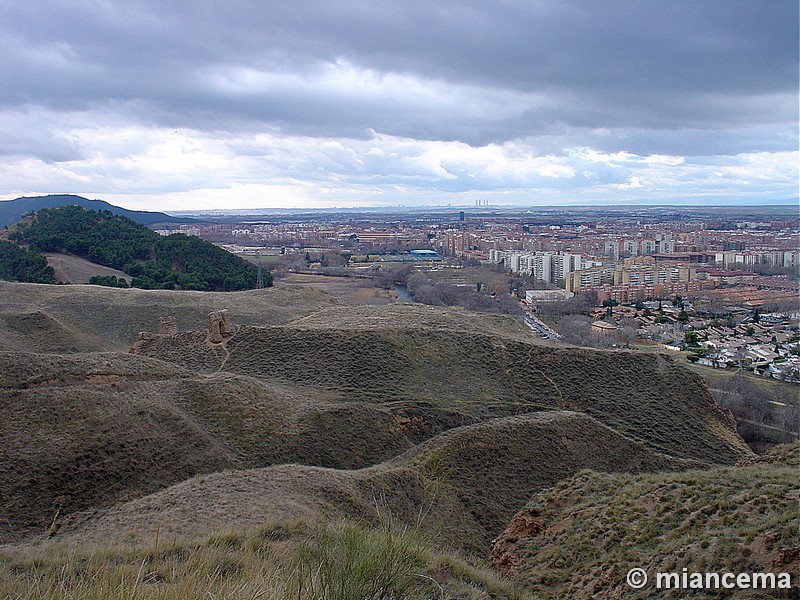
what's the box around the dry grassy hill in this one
[0,351,422,543]
[0,280,334,353]
[46,412,700,553]
[0,280,773,600]
[491,442,800,599]
[132,304,750,466]
[0,343,736,547]
[0,304,749,546]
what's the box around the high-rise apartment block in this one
[489,251,599,284]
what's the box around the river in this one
[393,284,416,303]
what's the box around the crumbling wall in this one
[208,309,236,343]
[157,316,177,334]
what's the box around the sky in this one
[1,0,798,211]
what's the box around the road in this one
[522,309,562,341]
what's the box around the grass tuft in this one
[0,518,535,600]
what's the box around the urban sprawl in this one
[159,206,799,382]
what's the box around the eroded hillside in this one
[0,352,420,543]
[0,283,770,600]
[132,304,750,465]
[0,300,752,549]
[491,442,800,599]
[47,411,701,553]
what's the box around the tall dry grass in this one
[0,518,533,600]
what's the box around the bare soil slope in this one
[43,252,130,283]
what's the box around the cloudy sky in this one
[1,0,797,211]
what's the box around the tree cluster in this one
[88,275,129,288]
[370,265,415,289]
[535,294,597,318]
[0,240,56,284]
[554,314,637,349]
[405,272,520,315]
[710,372,800,449]
[13,206,268,291]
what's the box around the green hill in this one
[9,205,268,291]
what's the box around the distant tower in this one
[459,211,465,221]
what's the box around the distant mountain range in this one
[0,195,197,227]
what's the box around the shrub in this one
[289,520,425,600]
[88,275,129,288]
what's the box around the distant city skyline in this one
[1,1,797,211]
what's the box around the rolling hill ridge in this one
[131,304,750,465]
[0,280,324,353]
[0,194,196,227]
[0,300,750,549]
[1,280,783,600]
[43,410,703,553]
[491,442,800,598]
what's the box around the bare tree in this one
[614,326,637,348]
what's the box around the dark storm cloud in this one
[2,0,796,146]
[1,0,796,209]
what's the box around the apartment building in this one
[614,261,695,286]
[566,257,695,292]
[709,250,799,268]
[565,265,616,292]
[604,235,671,259]
[489,251,594,284]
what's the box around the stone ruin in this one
[157,315,177,334]
[130,311,236,353]
[128,332,153,353]
[208,309,236,343]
